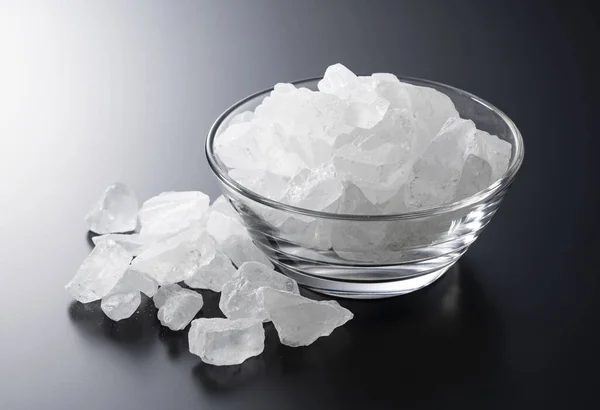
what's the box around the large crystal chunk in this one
[228,169,289,201]
[371,76,459,141]
[221,234,274,269]
[331,184,387,261]
[139,191,210,241]
[407,117,477,209]
[130,231,214,285]
[318,63,390,129]
[92,233,146,256]
[117,269,159,297]
[188,318,265,366]
[65,240,133,303]
[333,109,419,204]
[452,154,493,201]
[257,287,353,347]
[219,262,299,321]
[474,130,512,181]
[85,183,138,234]
[215,120,306,178]
[279,164,343,212]
[154,284,204,331]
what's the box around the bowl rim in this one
[205,75,524,221]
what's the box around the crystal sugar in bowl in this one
[206,76,524,299]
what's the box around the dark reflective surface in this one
[1,1,599,409]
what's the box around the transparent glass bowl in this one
[206,76,524,299]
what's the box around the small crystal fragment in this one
[92,233,146,256]
[257,287,353,347]
[154,284,204,331]
[65,240,133,303]
[188,318,265,366]
[85,183,138,234]
[101,291,141,321]
[219,262,299,321]
[139,191,210,241]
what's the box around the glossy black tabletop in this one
[1,1,599,409]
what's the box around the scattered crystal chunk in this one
[130,231,214,285]
[85,183,138,234]
[139,191,210,241]
[101,291,141,322]
[154,284,204,331]
[219,262,299,321]
[184,248,236,292]
[257,287,353,347]
[188,318,265,366]
[65,240,133,303]
[153,284,183,309]
[117,269,159,297]
[92,233,146,256]
[221,234,274,269]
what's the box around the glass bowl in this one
[206,76,524,299]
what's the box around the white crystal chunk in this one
[139,191,210,241]
[184,248,236,292]
[407,117,477,209]
[130,231,214,285]
[65,240,133,303]
[188,318,265,366]
[101,291,141,321]
[117,269,159,297]
[452,154,493,201]
[154,284,204,331]
[92,233,146,256]
[219,262,299,321]
[279,164,343,212]
[85,183,138,234]
[257,287,353,347]
[474,130,512,181]
[221,234,273,269]
[228,168,289,201]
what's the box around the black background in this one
[1,1,599,409]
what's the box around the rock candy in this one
[85,183,138,234]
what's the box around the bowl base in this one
[275,263,452,300]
